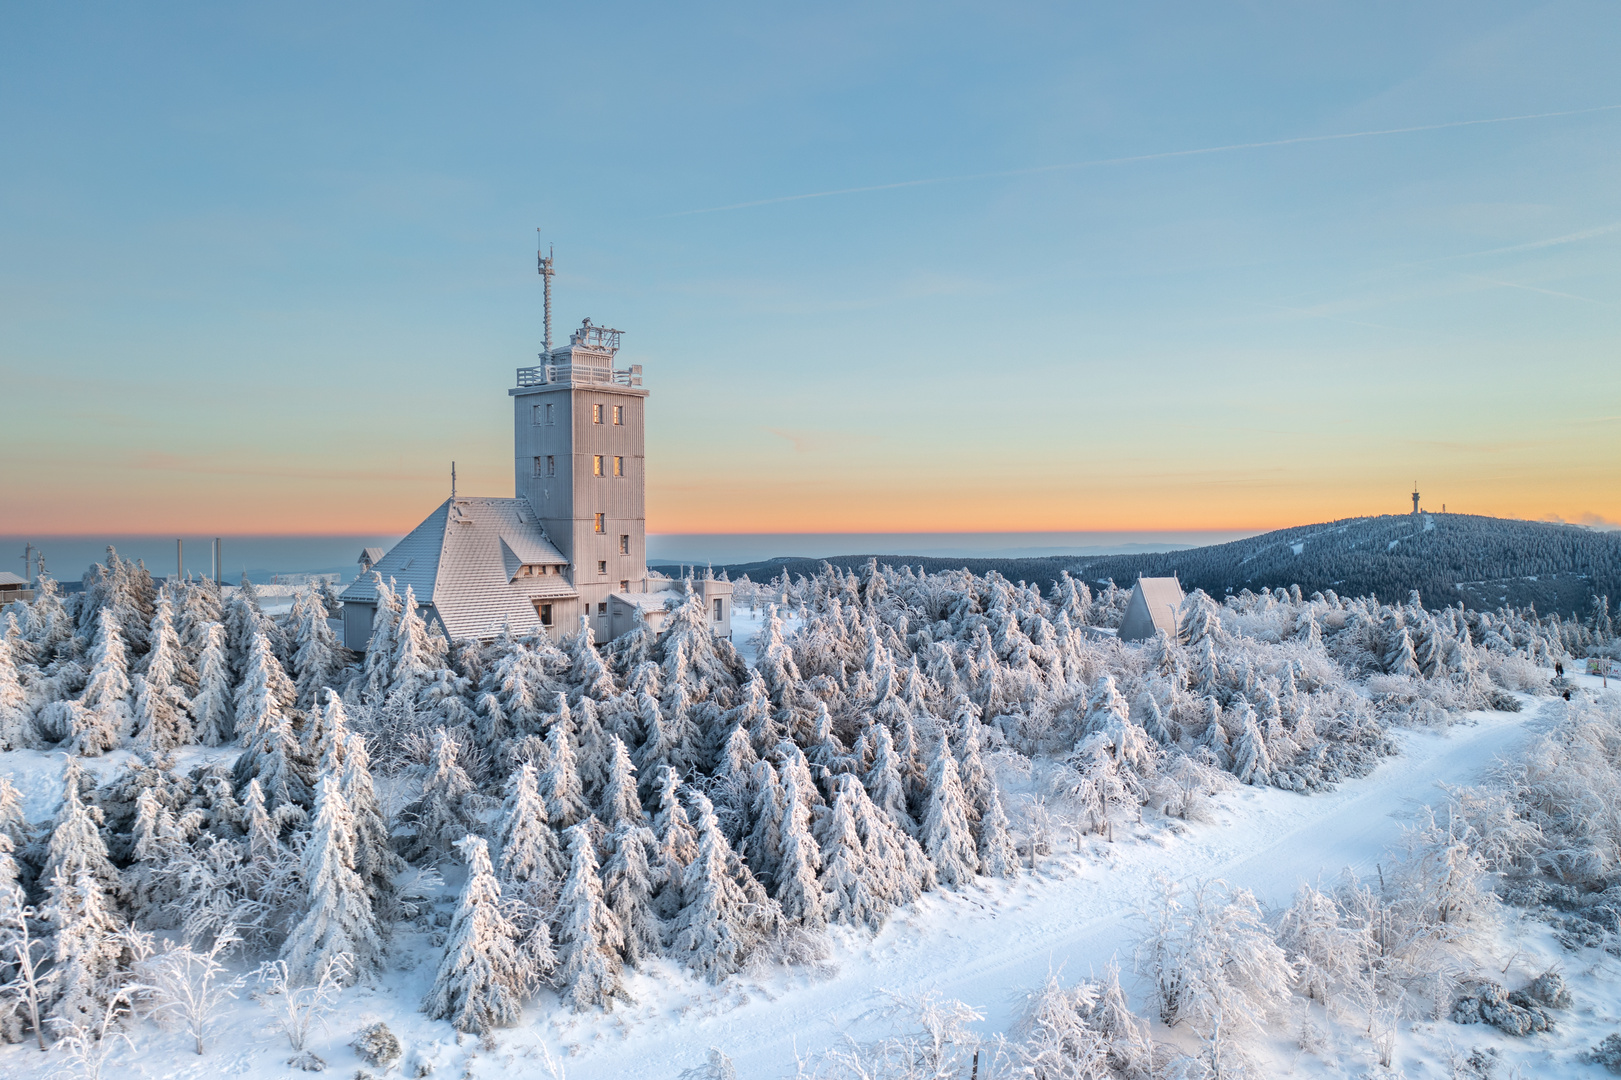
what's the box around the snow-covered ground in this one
[6,676,1613,1080]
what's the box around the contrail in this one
[667,104,1621,217]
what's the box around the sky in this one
[1,2,1618,538]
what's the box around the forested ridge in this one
[683,513,1620,618]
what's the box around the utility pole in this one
[177,539,183,581]
[21,544,32,589]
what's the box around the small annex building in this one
[1117,576,1185,642]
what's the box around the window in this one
[592,403,604,424]
[539,603,553,627]
[545,403,554,424]
[594,512,605,533]
[532,404,543,425]
[532,456,545,477]
[619,534,629,555]
[597,560,607,574]
[593,455,605,477]
[546,455,556,477]
[714,599,724,621]
[620,579,630,592]
[613,455,624,477]
[613,405,624,425]
[597,602,608,616]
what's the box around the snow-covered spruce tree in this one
[817,774,933,929]
[921,736,979,888]
[538,702,589,829]
[565,617,617,704]
[861,722,915,838]
[233,625,309,811]
[975,788,1020,879]
[190,622,234,746]
[360,575,401,701]
[650,766,698,917]
[43,760,120,899]
[1229,704,1274,787]
[74,608,130,754]
[132,596,194,752]
[389,585,437,696]
[338,731,404,905]
[1276,881,1372,1015]
[598,734,645,830]
[774,757,825,928]
[0,630,35,750]
[554,821,626,1010]
[221,588,265,684]
[495,763,566,912]
[291,585,346,711]
[423,835,537,1034]
[42,865,130,1028]
[601,822,663,967]
[742,758,785,886]
[281,775,385,985]
[401,729,479,862]
[668,792,778,982]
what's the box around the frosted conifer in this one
[651,767,698,917]
[43,866,126,1027]
[817,774,933,929]
[361,576,401,701]
[423,835,532,1033]
[339,731,404,903]
[292,585,346,710]
[774,760,825,928]
[669,792,777,982]
[402,729,478,861]
[861,722,915,837]
[922,737,979,887]
[234,627,310,810]
[601,822,663,966]
[44,761,119,898]
[1230,705,1273,786]
[554,821,625,1010]
[390,585,435,694]
[539,702,588,829]
[742,759,785,885]
[75,609,130,754]
[0,632,34,750]
[190,621,235,746]
[598,735,644,830]
[976,788,1019,879]
[132,606,193,752]
[282,775,384,984]
[496,763,566,910]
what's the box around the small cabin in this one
[0,572,32,606]
[1117,577,1185,642]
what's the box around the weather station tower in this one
[511,234,650,641]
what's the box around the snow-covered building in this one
[1117,576,1184,642]
[340,312,731,649]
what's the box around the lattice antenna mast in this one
[537,229,556,353]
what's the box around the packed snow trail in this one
[534,707,1534,1080]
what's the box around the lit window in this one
[545,403,554,424]
[714,599,723,621]
[619,534,629,555]
[620,579,629,592]
[597,560,607,574]
[546,455,555,477]
[613,455,623,477]
[592,403,604,424]
[594,513,605,533]
[539,603,553,627]
[597,602,607,616]
[613,405,624,425]
[593,455,604,477]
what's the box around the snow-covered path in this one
[543,707,1537,1079]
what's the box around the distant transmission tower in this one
[1412,482,1420,515]
[537,229,556,353]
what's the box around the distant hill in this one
[655,513,1621,617]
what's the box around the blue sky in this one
[2,2,1618,535]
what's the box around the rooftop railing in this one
[516,363,643,388]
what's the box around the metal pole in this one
[214,538,221,587]
[21,544,31,589]
[177,539,183,581]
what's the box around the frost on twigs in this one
[256,952,352,1052]
[352,1021,403,1067]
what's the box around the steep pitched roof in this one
[1118,576,1185,641]
[341,497,574,640]
[0,572,27,587]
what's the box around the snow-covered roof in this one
[341,497,574,640]
[358,547,385,566]
[1118,576,1184,642]
[0,572,27,587]
[612,589,683,612]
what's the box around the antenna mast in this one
[537,229,555,354]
